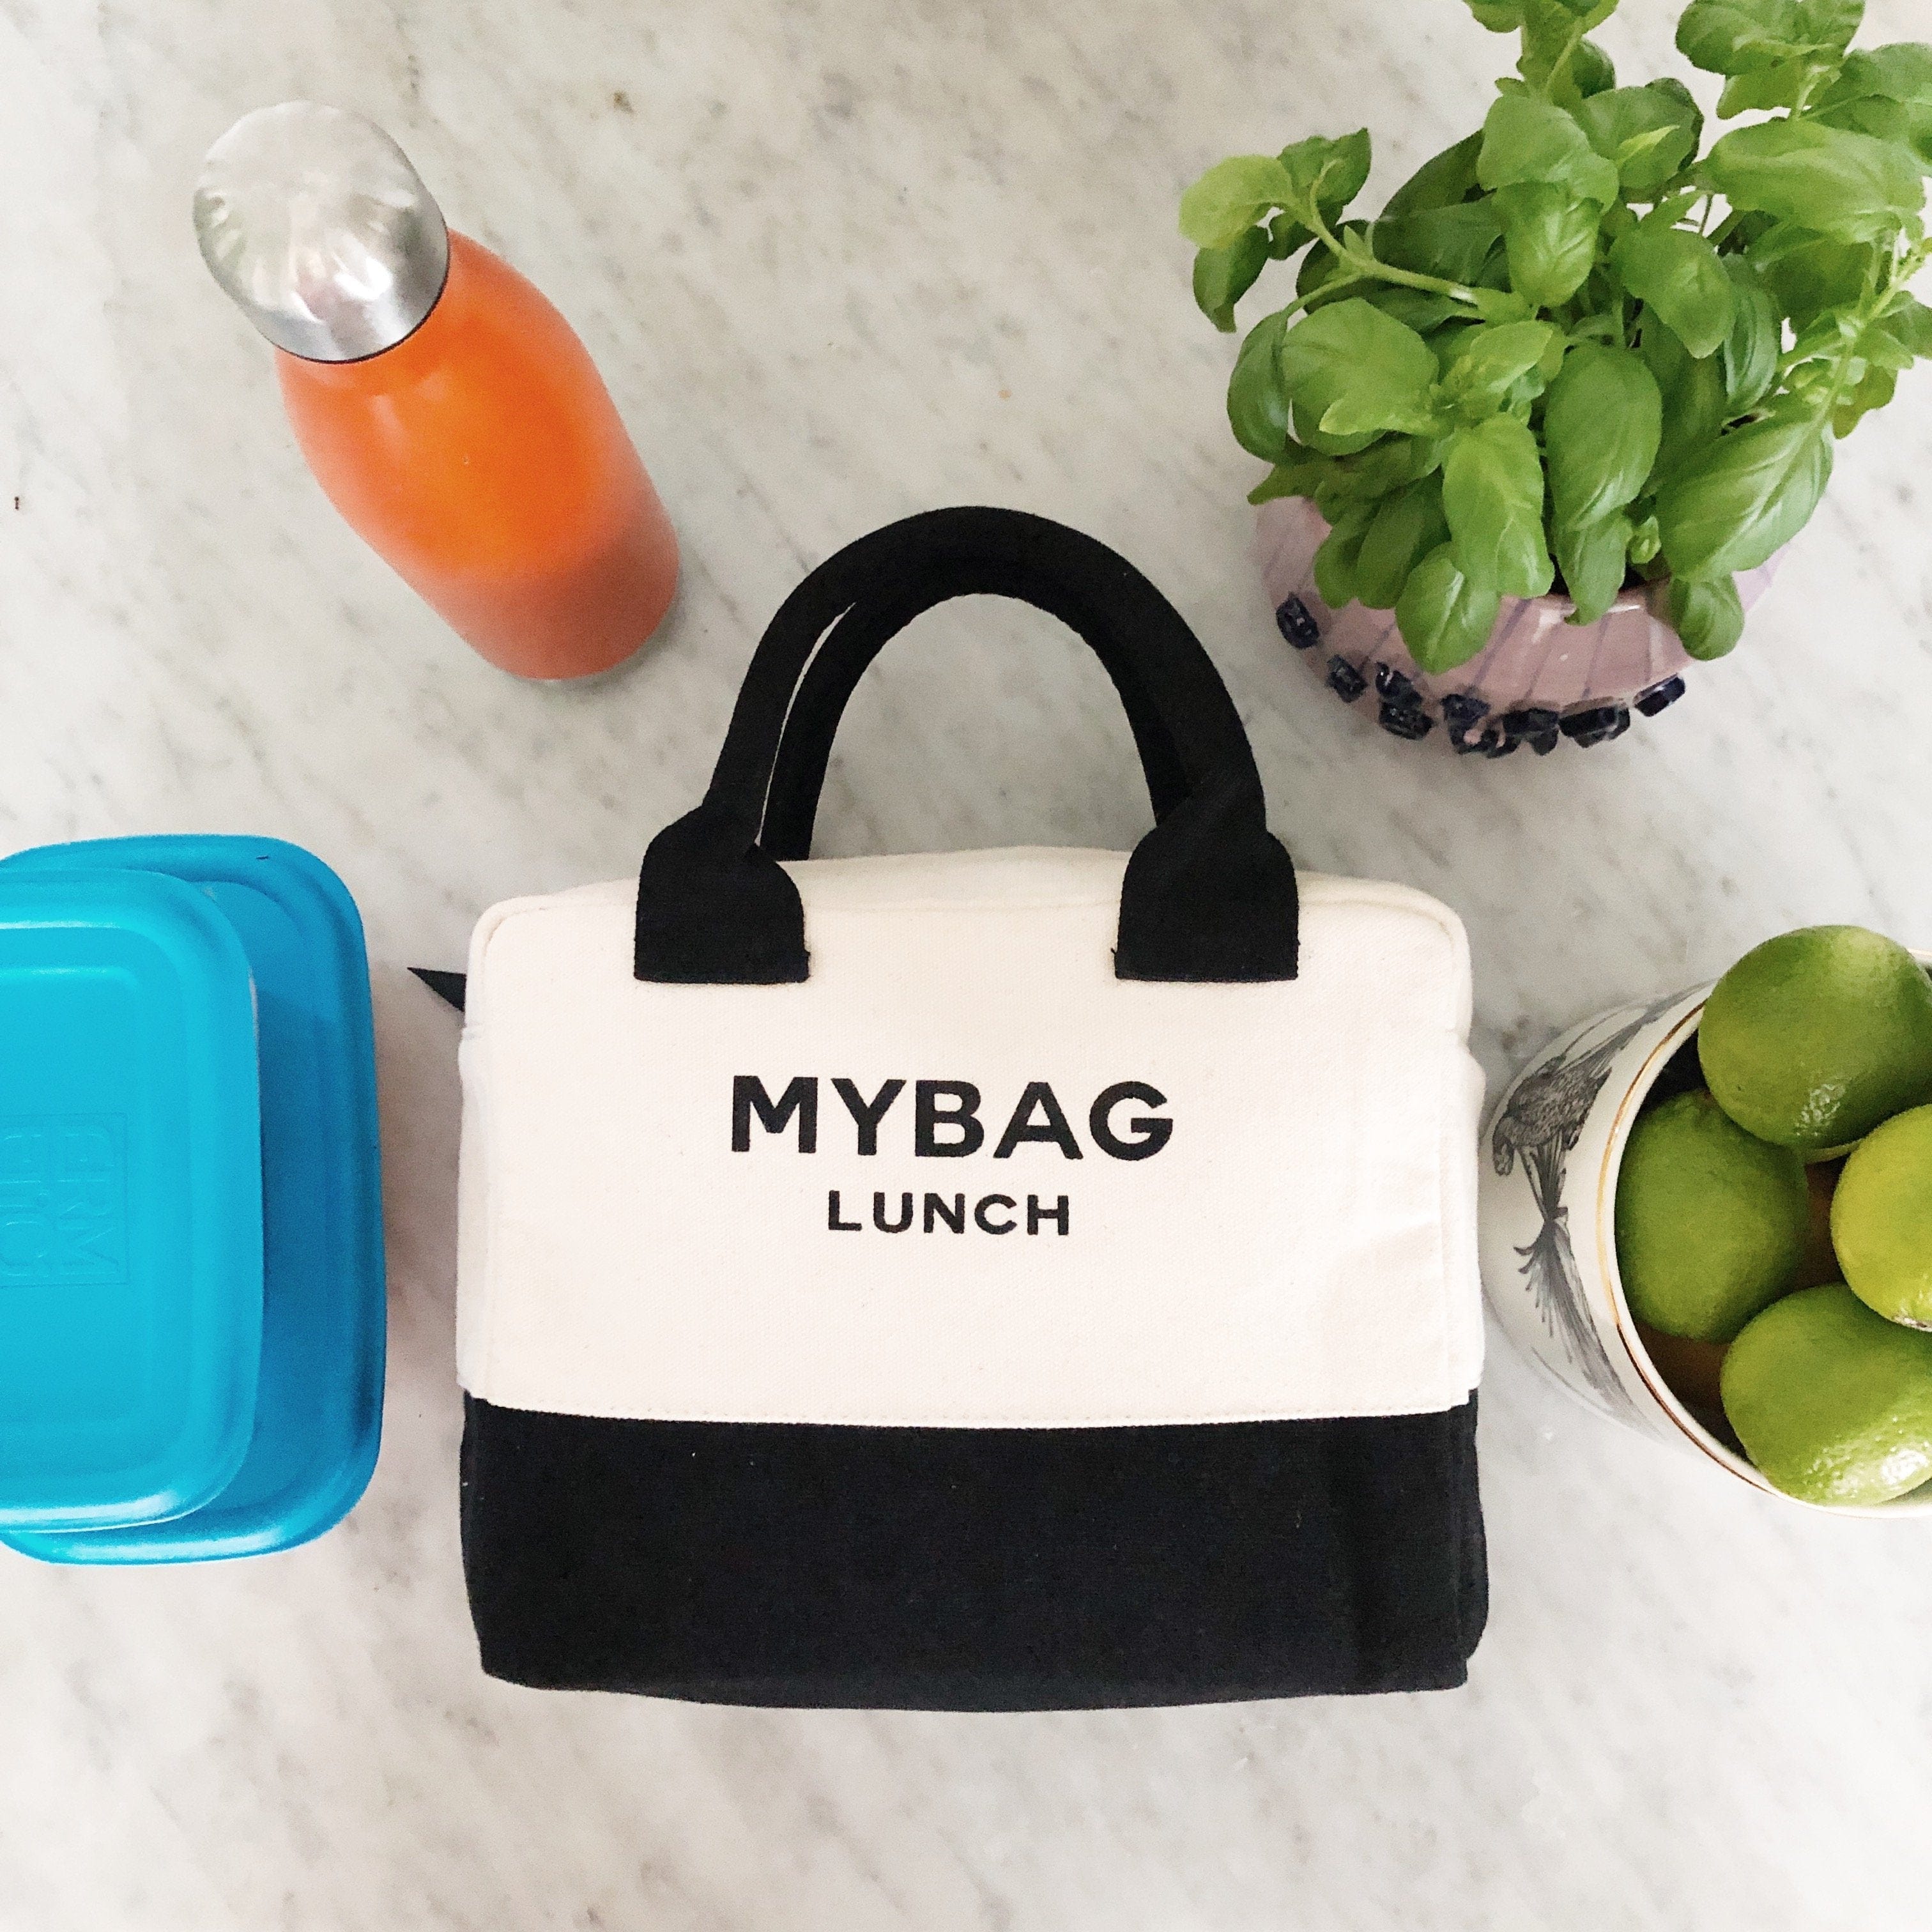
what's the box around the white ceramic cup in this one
[1479,958,1932,1518]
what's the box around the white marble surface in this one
[3,0,1931,1924]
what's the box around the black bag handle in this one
[634,507,1298,985]
[758,556,1194,861]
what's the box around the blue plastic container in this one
[0,869,264,1529]
[0,838,385,1563]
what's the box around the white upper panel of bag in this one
[457,848,1483,1428]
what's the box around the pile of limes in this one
[1614,926,1932,1506]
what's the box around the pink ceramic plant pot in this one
[1255,497,1784,756]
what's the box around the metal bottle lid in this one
[193,102,450,363]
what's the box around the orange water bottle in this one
[194,103,678,680]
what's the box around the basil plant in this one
[1182,0,1931,671]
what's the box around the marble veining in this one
[3,0,1931,1926]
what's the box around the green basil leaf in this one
[1181,155,1296,250]
[1778,356,1839,414]
[1278,130,1375,220]
[1552,4,1622,34]
[1676,0,1857,76]
[1854,324,1915,371]
[1717,58,1811,116]
[1479,93,1622,207]
[1794,0,1866,54]
[1461,0,1526,31]
[1834,360,1899,434]
[1322,435,1450,505]
[1814,93,1932,172]
[1319,392,1448,439]
[1496,181,1603,307]
[1572,38,1618,99]
[1628,512,1664,565]
[1383,132,1487,217]
[1678,1,1804,75]
[1354,479,1452,609]
[1193,229,1271,332]
[1701,118,1925,243]
[1667,572,1747,658]
[1646,75,1708,123]
[1278,298,1441,453]
[1372,201,1506,286]
[1611,126,1684,185]
[1544,344,1664,525]
[1443,413,1554,597]
[1657,415,1834,577]
[1247,442,1341,505]
[1817,42,1932,111]
[1516,0,1621,111]
[1468,287,1538,323]
[1558,512,1636,625]
[1396,542,1505,673]
[1876,292,1932,356]
[1250,468,1317,506]
[1644,187,1705,230]
[1312,481,1356,522]
[1576,82,1705,196]
[1746,221,1876,325]
[1639,309,1731,479]
[1314,503,1377,606]
[1609,226,1738,358]
[1720,257,1782,411]
[1227,310,1296,461]
[1360,286,1468,331]
[1440,319,1563,411]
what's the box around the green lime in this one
[1832,1105,1932,1329]
[1721,1283,1932,1506]
[1698,926,1932,1154]
[1615,1090,1810,1340]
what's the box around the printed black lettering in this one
[1089,1081,1172,1162]
[735,1075,818,1153]
[873,1190,914,1233]
[1027,1194,1070,1236]
[832,1078,905,1155]
[993,1081,1084,1160]
[827,1189,861,1231]
[924,1192,966,1233]
[974,1193,1016,1234]
[916,1080,984,1157]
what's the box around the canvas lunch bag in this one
[454,507,1487,1708]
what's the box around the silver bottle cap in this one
[193,102,449,362]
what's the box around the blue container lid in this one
[0,838,385,1563]
[0,868,264,1528]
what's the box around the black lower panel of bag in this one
[459,1395,1485,1710]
